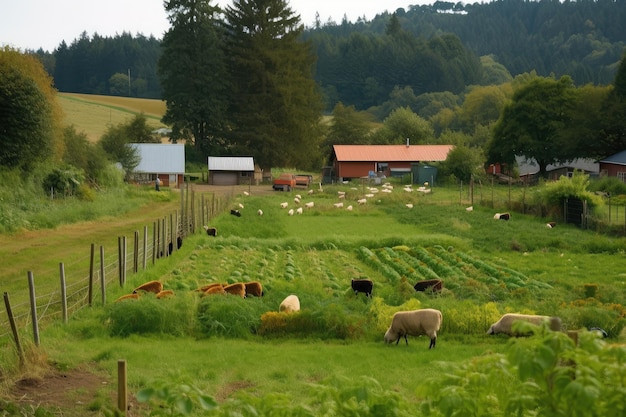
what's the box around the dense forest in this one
[31,0,626,112]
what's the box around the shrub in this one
[105,294,196,337]
[196,295,264,338]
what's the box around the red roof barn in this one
[330,144,453,182]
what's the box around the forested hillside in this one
[31,0,625,110]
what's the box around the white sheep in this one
[288,209,294,216]
[305,201,314,208]
[405,203,413,209]
[295,194,302,199]
[279,294,300,313]
[487,313,562,336]
[257,209,263,216]
[308,189,314,195]
[333,202,344,208]
[294,197,300,204]
[357,198,367,205]
[243,191,249,196]
[296,207,303,215]
[346,205,353,211]
[466,206,473,212]
[280,202,288,209]
[238,203,244,209]
[365,193,375,198]
[384,308,443,349]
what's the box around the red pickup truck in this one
[272,173,297,191]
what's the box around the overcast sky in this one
[0,0,428,52]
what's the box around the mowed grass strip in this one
[58,93,167,142]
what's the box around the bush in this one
[105,293,196,337]
[196,295,265,338]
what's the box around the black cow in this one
[204,226,217,236]
[414,279,443,293]
[230,209,241,217]
[351,279,373,298]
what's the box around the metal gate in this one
[564,197,587,228]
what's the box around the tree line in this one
[31,0,625,111]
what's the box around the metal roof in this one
[130,143,185,174]
[599,150,626,166]
[333,145,453,162]
[208,156,255,171]
[516,156,599,175]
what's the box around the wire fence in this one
[1,186,233,354]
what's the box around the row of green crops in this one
[107,236,625,339]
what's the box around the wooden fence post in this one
[118,359,127,414]
[122,236,127,285]
[3,292,24,365]
[100,245,106,305]
[89,243,95,306]
[59,263,68,323]
[133,231,139,273]
[152,221,157,264]
[169,213,174,254]
[142,226,148,270]
[27,271,40,346]
[118,237,123,287]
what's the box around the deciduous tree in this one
[487,76,578,177]
[0,47,63,170]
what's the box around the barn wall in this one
[336,162,376,180]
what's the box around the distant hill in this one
[58,93,167,143]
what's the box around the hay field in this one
[58,93,168,142]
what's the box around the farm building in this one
[207,156,256,185]
[130,143,185,188]
[488,157,599,184]
[329,144,453,183]
[598,150,626,181]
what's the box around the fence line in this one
[1,187,232,348]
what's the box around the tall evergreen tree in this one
[223,0,324,170]
[158,0,229,154]
[595,53,626,158]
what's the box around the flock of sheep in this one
[117,278,563,350]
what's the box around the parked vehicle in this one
[273,173,297,191]
[295,174,312,188]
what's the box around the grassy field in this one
[2,182,626,416]
[57,93,168,142]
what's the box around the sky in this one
[0,0,428,53]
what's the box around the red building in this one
[330,144,453,182]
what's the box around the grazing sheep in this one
[357,198,367,205]
[244,281,264,297]
[156,289,175,299]
[279,294,300,313]
[333,202,344,208]
[196,282,223,293]
[288,209,294,216]
[116,293,140,302]
[487,313,562,336]
[384,308,443,349]
[238,203,244,209]
[494,212,511,220]
[338,191,346,196]
[346,205,353,211]
[351,279,373,297]
[365,193,375,198]
[413,279,443,293]
[243,191,250,196]
[280,202,289,209]
[547,221,556,228]
[133,280,163,294]
[296,207,303,215]
[294,197,301,204]
[223,282,246,298]
[257,209,264,216]
[203,284,226,296]
[466,206,473,212]
[405,203,413,209]
[305,201,314,208]
[230,209,242,217]
[308,189,314,195]
[338,194,345,199]
[204,226,217,236]
[295,194,302,199]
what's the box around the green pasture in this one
[58,93,167,142]
[2,182,626,416]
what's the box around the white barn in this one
[207,156,255,185]
[130,143,185,188]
